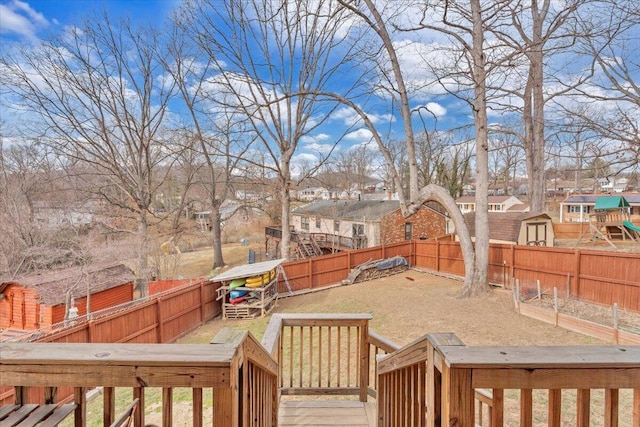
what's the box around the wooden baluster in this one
[162,387,172,427]
[492,388,503,427]
[318,326,323,387]
[103,387,116,426]
[604,389,618,427]
[576,389,590,427]
[133,387,144,427]
[520,389,532,427]
[44,387,57,404]
[347,327,352,387]
[309,326,314,388]
[14,386,27,405]
[298,326,304,388]
[74,387,86,427]
[327,326,332,387]
[547,389,561,427]
[192,388,202,427]
[634,389,640,427]
[288,326,294,388]
[337,326,342,388]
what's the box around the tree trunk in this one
[211,203,225,268]
[135,212,149,298]
[417,185,476,294]
[466,0,491,296]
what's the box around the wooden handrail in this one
[376,331,640,426]
[261,313,378,401]
[1,332,279,427]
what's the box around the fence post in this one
[436,240,440,272]
[156,297,164,343]
[573,249,581,298]
[200,280,206,323]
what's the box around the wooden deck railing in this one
[261,313,397,402]
[0,330,278,427]
[377,332,640,426]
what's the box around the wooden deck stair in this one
[279,400,376,427]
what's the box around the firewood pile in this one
[343,255,409,284]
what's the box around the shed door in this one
[526,222,547,246]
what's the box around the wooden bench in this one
[0,403,77,427]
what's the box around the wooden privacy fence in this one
[0,280,222,406]
[278,240,640,312]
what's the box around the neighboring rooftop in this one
[292,200,446,220]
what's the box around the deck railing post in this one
[359,320,370,402]
[441,365,474,427]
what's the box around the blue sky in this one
[4,0,630,180]
[1,0,458,177]
[0,0,181,40]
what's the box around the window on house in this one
[405,223,413,240]
[315,216,321,228]
[352,223,364,237]
[301,216,309,230]
[334,220,340,233]
[568,205,589,213]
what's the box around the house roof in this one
[506,203,529,212]
[561,193,640,205]
[2,263,135,306]
[463,212,551,243]
[594,195,631,210]
[456,195,516,204]
[292,200,446,221]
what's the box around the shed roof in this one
[594,195,631,211]
[2,264,134,306]
[212,258,286,282]
[561,193,640,205]
[463,212,551,243]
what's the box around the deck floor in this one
[278,400,376,427]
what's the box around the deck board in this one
[278,400,376,427]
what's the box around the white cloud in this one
[300,133,330,143]
[344,128,373,142]
[0,0,48,40]
[332,106,395,127]
[303,142,334,154]
[415,102,447,118]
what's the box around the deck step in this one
[278,400,375,427]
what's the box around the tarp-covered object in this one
[375,256,408,271]
[594,195,631,211]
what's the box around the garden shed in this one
[463,212,555,246]
[0,263,134,332]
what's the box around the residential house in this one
[462,212,555,246]
[0,264,134,333]
[455,195,528,215]
[559,193,640,223]
[290,200,448,251]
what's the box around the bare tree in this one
[180,0,358,259]
[1,15,177,297]
[571,0,640,174]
